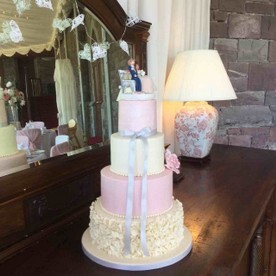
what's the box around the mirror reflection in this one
[0,1,131,175]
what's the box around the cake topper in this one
[128,58,142,92]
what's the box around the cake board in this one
[82,226,192,271]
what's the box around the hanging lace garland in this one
[52,18,72,32]
[9,20,23,43]
[79,43,92,62]
[0,20,23,44]
[71,14,85,31]
[91,42,110,61]
[126,15,141,27]
[35,0,53,10]
[119,40,129,55]
[13,0,32,15]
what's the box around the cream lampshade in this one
[164,49,236,160]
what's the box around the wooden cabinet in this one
[0,145,275,275]
[0,146,110,261]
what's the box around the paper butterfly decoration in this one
[71,14,85,31]
[52,18,72,32]
[13,0,31,15]
[119,40,129,55]
[9,20,23,43]
[126,15,141,27]
[79,43,92,62]
[35,0,53,10]
[92,42,110,61]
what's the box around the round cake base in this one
[81,226,192,271]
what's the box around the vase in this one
[7,105,21,129]
[10,105,19,122]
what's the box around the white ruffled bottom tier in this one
[89,198,184,258]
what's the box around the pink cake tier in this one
[101,166,173,217]
[0,150,29,177]
[118,99,157,133]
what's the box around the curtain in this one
[117,0,210,152]
[54,59,78,125]
[164,0,211,153]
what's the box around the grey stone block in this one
[214,38,238,62]
[241,127,270,135]
[210,22,228,38]
[211,0,219,10]
[268,41,276,61]
[245,2,274,15]
[220,0,246,13]
[261,16,276,40]
[209,39,215,49]
[214,135,229,145]
[251,134,270,149]
[227,127,241,135]
[229,135,252,147]
[265,90,276,105]
[214,11,228,22]
[248,63,276,90]
[232,91,265,106]
[219,106,273,126]
[229,76,248,92]
[214,38,238,51]
[238,39,268,62]
[270,126,276,142]
[213,100,232,110]
[228,62,249,76]
[271,105,276,123]
[229,14,261,39]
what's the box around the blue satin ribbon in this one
[121,127,154,256]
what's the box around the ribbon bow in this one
[121,127,155,256]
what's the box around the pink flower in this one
[165,149,180,174]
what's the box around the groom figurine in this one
[128,58,142,91]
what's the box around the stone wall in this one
[210,0,276,150]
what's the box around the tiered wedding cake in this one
[82,76,192,271]
[0,100,29,177]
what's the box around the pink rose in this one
[165,149,180,174]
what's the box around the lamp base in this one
[179,154,210,164]
[175,101,219,159]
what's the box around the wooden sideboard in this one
[0,145,110,261]
[0,144,275,275]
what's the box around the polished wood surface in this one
[0,145,275,275]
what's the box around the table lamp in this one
[164,49,236,161]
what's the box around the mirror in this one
[0,0,150,175]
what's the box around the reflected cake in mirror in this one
[0,99,29,177]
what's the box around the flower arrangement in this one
[0,81,25,108]
[165,149,180,174]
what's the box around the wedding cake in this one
[82,69,192,271]
[0,99,29,177]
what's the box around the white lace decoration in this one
[79,43,91,62]
[119,40,129,55]
[52,18,72,32]
[9,20,23,43]
[126,15,141,27]
[71,14,85,31]
[35,0,53,10]
[92,42,110,61]
[13,0,31,15]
